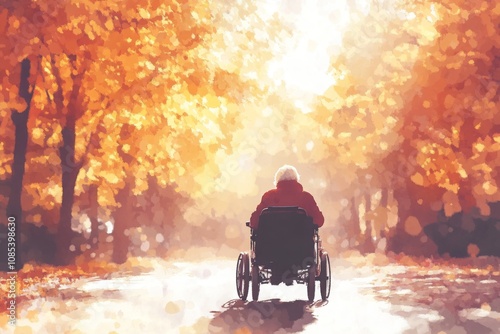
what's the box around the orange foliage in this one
[0,0,498,257]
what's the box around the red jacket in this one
[250,180,324,229]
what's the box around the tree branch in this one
[38,56,54,106]
[50,53,65,114]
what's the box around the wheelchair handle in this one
[246,221,318,230]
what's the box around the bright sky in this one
[261,0,371,107]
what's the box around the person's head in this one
[274,164,300,186]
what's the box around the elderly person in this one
[250,165,324,229]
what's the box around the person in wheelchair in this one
[249,165,324,285]
[250,165,324,229]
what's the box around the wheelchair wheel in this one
[251,264,260,301]
[320,251,331,301]
[307,265,315,303]
[236,252,249,300]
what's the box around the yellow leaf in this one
[386,97,396,106]
[144,61,155,71]
[411,172,424,186]
[105,18,114,31]
[482,181,497,195]
[138,8,150,19]
[206,95,220,108]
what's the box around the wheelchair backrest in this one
[255,206,315,267]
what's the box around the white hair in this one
[274,165,300,186]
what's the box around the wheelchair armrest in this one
[246,221,256,238]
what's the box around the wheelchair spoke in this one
[235,253,249,300]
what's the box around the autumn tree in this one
[0,0,252,265]
[297,0,438,253]
[385,0,500,255]
[0,1,46,269]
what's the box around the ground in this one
[1,251,500,334]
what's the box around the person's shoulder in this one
[301,190,314,197]
[301,190,316,201]
[262,188,278,198]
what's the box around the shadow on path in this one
[370,268,500,334]
[209,298,320,333]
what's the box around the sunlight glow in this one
[294,100,313,114]
[261,106,273,117]
[306,140,314,151]
[265,0,353,101]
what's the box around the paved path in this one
[1,257,499,333]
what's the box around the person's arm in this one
[250,191,272,229]
[304,192,324,227]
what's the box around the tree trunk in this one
[374,187,390,239]
[3,59,33,271]
[52,55,86,266]
[386,185,411,254]
[360,192,375,254]
[347,196,362,248]
[380,187,388,207]
[88,184,99,248]
[387,181,440,256]
[112,183,132,264]
[55,113,83,265]
[111,124,137,264]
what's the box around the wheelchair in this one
[236,206,331,302]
